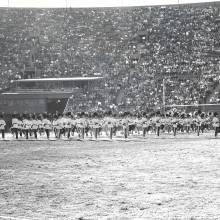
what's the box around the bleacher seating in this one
[0,3,220,111]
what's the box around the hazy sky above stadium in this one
[0,0,219,8]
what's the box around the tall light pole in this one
[162,78,166,114]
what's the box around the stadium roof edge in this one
[15,77,104,82]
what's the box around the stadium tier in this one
[0,77,103,113]
[0,2,220,113]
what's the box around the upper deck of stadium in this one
[0,1,220,110]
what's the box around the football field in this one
[0,137,220,220]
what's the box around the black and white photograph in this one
[0,0,220,219]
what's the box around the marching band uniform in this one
[172,115,179,136]
[0,115,6,139]
[141,116,150,137]
[61,115,67,137]
[53,116,61,138]
[76,114,86,139]
[2,110,219,140]
[134,117,142,135]
[195,113,205,136]
[152,112,162,136]
[42,115,52,139]
[179,116,185,133]
[160,116,166,133]
[104,116,115,139]
[128,117,135,135]
[31,116,39,139]
[205,115,211,131]
[17,116,23,137]
[71,116,77,137]
[198,114,206,135]
[213,113,219,137]
[164,116,172,133]
[22,116,32,140]
[11,115,19,139]
[91,117,101,139]
[64,115,72,139]
[184,115,192,133]
[155,117,161,137]
[103,116,110,137]
[37,117,44,136]
[120,115,129,139]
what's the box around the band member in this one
[17,114,23,137]
[11,113,19,139]
[22,114,31,140]
[71,114,77,137]
[213,112,219,138]
[0,114,6,139]
[53,115,62,138]
[31,114,39,139]
[179,113,185,133]
[104,111,115,139]
[37,114,44,136]
[134,113,142,135]
[65,112,72,139]
[154,111,162,137]
[92,112,101,140]
[142,113,150,137]
[172,112,179,136]
[42,113,52,139]
[76,112,86,139]
[197,113,206,136]
[185,114,192,133]
[120,112,129,139]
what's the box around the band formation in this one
[0,109,219,140]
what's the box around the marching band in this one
[0,110,219,140]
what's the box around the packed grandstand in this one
[0,2,220,112]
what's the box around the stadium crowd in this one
[0,3,220,110]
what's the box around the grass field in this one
[0,137,220,220]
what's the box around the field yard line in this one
[0,215,31,220]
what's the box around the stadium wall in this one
[202,105,220,115]
[0,93,70,113]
